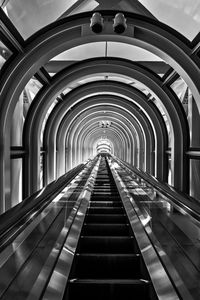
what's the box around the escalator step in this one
[89,201,122,207]
[65,279,151,300]
[65,158,155,300]
[85,214,126,223]
[94,179,114,182]
[91,192,120,197]
[71,253,142,279]
[82,223,130,236]
[92,189,118,192]
[94,183,115,186]
[88,207,124,214]
[79,236,139,253]
[92,188,117,191]
[90,198,121,202]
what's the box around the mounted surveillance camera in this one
[113,13,127,34]
[90,12,104,33]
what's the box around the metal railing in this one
[114,156,200,224]
[0,159,97,250]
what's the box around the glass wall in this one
[190,159,200,200]
[0,41,12,70]
[11,158,22,206]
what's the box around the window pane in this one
[3,0,98,39]
[0,41,12,69]
[52,42,106,61]
[170,77,188,114]
[139,0,200,40]
[11,158,22,206]
[11,77,43,146]
[190,159,200,200]
[107,42,162,61]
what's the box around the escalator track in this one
[64,157,157,300]
[0,155,181,299]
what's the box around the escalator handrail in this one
[108,158,184,300]
[33,157,101,299]
[0,163,88,244]
[114,156,200,224]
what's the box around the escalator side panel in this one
[64,156,158,300]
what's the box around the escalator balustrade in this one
[64,157,157,300]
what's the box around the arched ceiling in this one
[2,0,199,40]
[0,3,198,207]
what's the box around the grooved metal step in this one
[66,279,151,300]
[65,156,155,300]
[82,223,130,236]
[79,236,139,253]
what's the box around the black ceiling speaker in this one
[113,13,127,34]
[90,12,104,33]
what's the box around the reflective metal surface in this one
[109,159,182,300]
[110,156,200,299]
[0,162,92,252]
[0,159,98,299]
[42,157,100,300]
[0,155,200,299]
[115,156,200,225]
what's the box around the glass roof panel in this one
[171,77,188,102]
[0,41,12,70]
[139,0,200,40]
[3,0,98,39]
[2,0,199,41]
[25,78,43,100]
[78,76,105,84]
[107,76,133,84]
[40,100,58,145]
[52,42,106,61]
[107,42,162,61]
[170,77,189,115]
[67,0,98,16]
[49,42,162,71]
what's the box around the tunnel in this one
[0,1,199,299]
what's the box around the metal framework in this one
[0,10,199,211]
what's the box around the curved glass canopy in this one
[96,138,112,154]
[3,0,199,40]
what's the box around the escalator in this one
[64,156,157,300]
[0,155,186,299]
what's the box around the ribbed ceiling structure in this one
[0,0,200,211]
